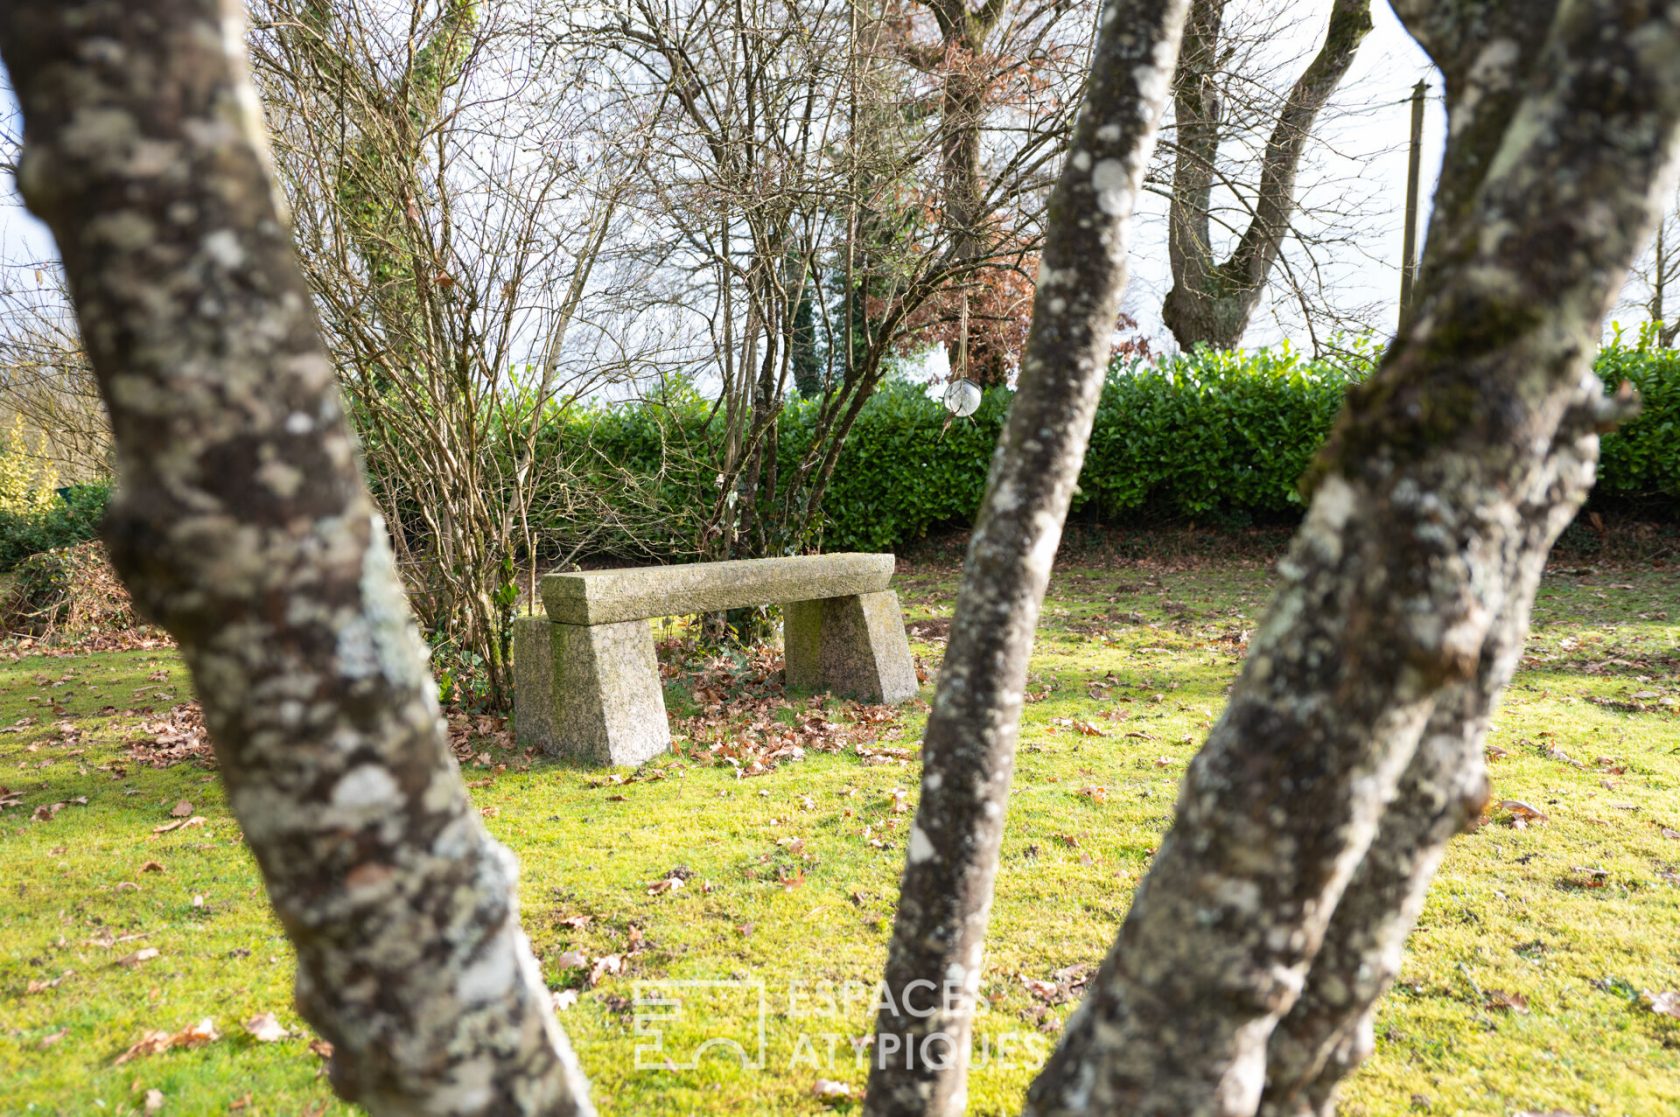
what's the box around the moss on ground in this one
[1,557,1677,1115]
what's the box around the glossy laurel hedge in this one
[815,339,1677,550]
[813,342,1372,550]
[7,343,1674,569]
[1593,339,1680,507]
[516,340,1673,557]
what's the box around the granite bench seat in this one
[513,553,918,766]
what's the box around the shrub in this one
[808,338,1673,546]
[1595,331,1680,506]
[801,379,1010,553]
[18,341,1666,584]
[0,540,136,640]
[0,481,110,572]
[513,339,1677,560]
[1081,343,1372,523]
[0,415,59,517]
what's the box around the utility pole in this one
[1398,79,1427,323]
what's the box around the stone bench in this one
[512,553,918,766]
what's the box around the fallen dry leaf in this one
[1486,990,1530,1013]
[1500,799,1549,828]
[1565,866,1609,889]
[812,1078,854,1101]
[39,1026,67,1050]
[117,947,161,968]
[588,954,623,987]
[126,703,212,769]
[1545,744,1584,768]
[1645,990,1680,1018]
[169,800,193,818]
[243,1013,287,1043]
[144,1088,164,1112]
[113,1018,218,1065]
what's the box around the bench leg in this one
[513,615,559,751]
[514,615,670,766]
[783,590,918,704]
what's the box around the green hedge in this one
[1594,341,1680,505]
[808,338,1676,549]
[524,338,1674,556]
[791,380,1013,553]
[1079,344,1368,525]
[803,342,1371,548]
[7,342,1675,570]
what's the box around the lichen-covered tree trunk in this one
[0,4,593,1114]
[1256,5,1568,1111]
[861,3,1189,1116]
[1160,0,1371,351]
[1023,1,1680,1113]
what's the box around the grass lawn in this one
[2,550,1678,1116]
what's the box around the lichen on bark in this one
[862,4,1190,1116]
[0,2,593,1113]
[1024,2,1680,1114]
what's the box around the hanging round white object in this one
[943,378,982,418]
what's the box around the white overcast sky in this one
[1,1,1446,353]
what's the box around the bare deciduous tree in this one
[250,0,673,705]
[0,264,109,480]
[1616,182,1680,343]
[1159,0,1374,351]
[560,0,1096,565]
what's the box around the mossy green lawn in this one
[2,556,1677,1115]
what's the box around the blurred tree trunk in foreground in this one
[0,3,593,1114]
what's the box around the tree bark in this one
[0,4,594,1114]
[922,0,1006,382]
[861,3,1190,1115]
[1160,0,1372,351]
[1256,6,1566,1111]
[1024,1,1680,1113]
